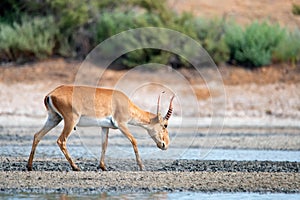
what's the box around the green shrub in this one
[292,4,300,15]
[195,18,230,64]
[46,0,91,31]
[120,34,172,68]
[273,29,300,64]
[131,0,172,22]
[0,0,26,24]
[93,11,172,68]
[169,12,198,39]
[0,16,57,62]
[94,11,139,43]
[94,10,230,68]
[45,0,94,56]
[225,21,286,67]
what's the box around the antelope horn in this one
[157,91,165,115]
[164,95,175,120]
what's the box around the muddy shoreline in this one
[1,171,299,194]
[0,157,299,194]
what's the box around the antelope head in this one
[148,93,175,150]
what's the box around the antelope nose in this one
[161,142,168,150]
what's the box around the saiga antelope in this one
[27,85,174,171]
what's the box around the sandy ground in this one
[169,0,300,29]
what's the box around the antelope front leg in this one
[132,138,144,171]
[119,124,144,171]
[99,127,109,171]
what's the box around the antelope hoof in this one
[72,166,81,171]
[27,164,33,171]
[139,165,145,171]
[99,165,107,171]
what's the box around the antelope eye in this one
[164,124,168,128]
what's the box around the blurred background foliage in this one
[0,0,300,68]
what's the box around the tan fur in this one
[27,85,173,171]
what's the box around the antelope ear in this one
[158,113,163,122]
[150,113,162,124]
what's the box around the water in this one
[103,146,300,162]
[2,145,300,162]
[1,192,300,200]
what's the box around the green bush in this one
[45,0,94,56]
[94,11,173,68]
[0,0,230,66]
[273,29,300,64]
[94,11,138,44]
[51,0,173,57]
[195,18,230,64]
[169,12,198,39]
[93,10,231,68]
[46,0,91,31]
[225,21,286,67]
[0,16,57,62]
